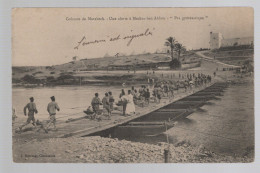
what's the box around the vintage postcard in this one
[12,8,254,163]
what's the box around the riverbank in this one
[13,136,253,163]
[13,69,206,87]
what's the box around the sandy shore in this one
[13,136,253,163]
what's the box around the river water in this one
[12,80,254,157]
[12,85,124,118]
[109,80,254,157]
[167,80,254,156]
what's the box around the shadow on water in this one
[90,117,196,145]
[114,133,169,145]
[88,126,170,145]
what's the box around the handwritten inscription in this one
[74,28,153,49]
[74,37,106,49]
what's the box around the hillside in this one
[53,52,200,71]
[202,49,254,67]
[53,53,171,71]
[12,52,201,86]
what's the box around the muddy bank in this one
[13,136,253,163]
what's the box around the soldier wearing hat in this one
[91,93,102,120]
[18,97,38,131]
[46,96,60,131]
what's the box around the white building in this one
[209,32,223,49]
[209,32,254,50]
[221,37,254,47]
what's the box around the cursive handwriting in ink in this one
[110,35,121,42]
[74,28,154,49]
[123,28,153,46]
[74,36,106,49]
[74,36,86,49]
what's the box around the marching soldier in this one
[46,96,60,131]
[18,97,38,131]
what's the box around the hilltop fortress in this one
[209,32,253,50]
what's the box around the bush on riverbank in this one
[169,59,181,69]
[21,75,41,84]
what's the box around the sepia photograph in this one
[11,7,254,163]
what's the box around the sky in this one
[12,8,254,66]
